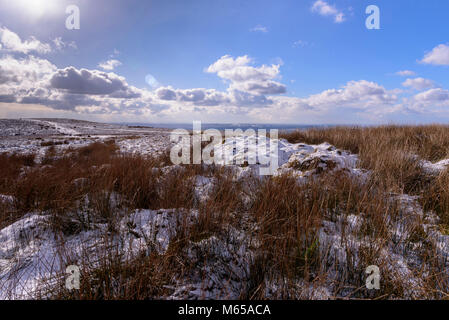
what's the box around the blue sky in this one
[0,0,448,124]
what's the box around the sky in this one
[0,0,448,124]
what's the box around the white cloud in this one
[414,88,449,102]
[0,54,56,88]
[250,25,268,33]
[233,80,286,95]
[98,59,122,71]
[156,86,239,107]
[0,51,402,121]
[177,88,231,106]
[0,27,51,54]
[53,37,77,51]
[7,25,449,123]
[155,79,276,108]
[407,88,449,113]
[247,80,402,123]
[293,40,309,48]
[402,78,435,91]
[311,0,345,23]
[421,43,449,66]
[396,70,416,77]
[206,55,286,95]
[206,55,252,73]
[155,87,177,101]
[49,67,138,98]
[303,80,397,110]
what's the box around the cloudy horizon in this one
[1,0,449,125]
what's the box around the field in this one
[1,119,449,299]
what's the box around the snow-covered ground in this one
[0,118,173,161]
[0,119,171,137]
[0,209,199,299]
[421,158,449,174]
[2,119,449,299]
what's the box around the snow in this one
[0,120,369,299]
[315,193,449,299]
[28,119,80,136]
[212,135,362,179]
[194,176,216,204]
[169,226,255,300]
[421,158,449,174]
[0,119,173,163]
[0,194,14,204]
[3,118,449,299]
[117,136,172,156]
[0,209,198,299]
[276,141,362,178]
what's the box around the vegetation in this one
[2,125,449,299]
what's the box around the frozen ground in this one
[0,118,174,160]
[2,119,449,299]
[0,118,170,137]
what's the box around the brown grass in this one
[248,169,402,299]
[280,125,449,192]
[4,125,449,299]
[280,125,449,222]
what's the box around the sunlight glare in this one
[7,0,62,19]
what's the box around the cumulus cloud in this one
[154,55,286,107]
[0,30,163,116]
[7,25,449,122]
[407,88,449,113]
[246,80,402,123]
[0,49,404,121]
[0,27,51,54]
[303,80,397,110]
[156,87,177,101]
[396,70,416,77]
[0,56,148,113]
[402,78,435,91]
[421,43,449,66]
[414,88,449,102]
[98,59,122,71]
[180,88,231,106]
[206,55,252,73]
[234,80,286,95]
[49,67,137,97]
[206,55,286,95]
[311,1,345,23]
[156,86,232,106]
[0,55,56,88]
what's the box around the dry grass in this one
[281,125,449,210]
[0,153,35,191]
[52,241,184,300]
[248,169,402,299]
[281,126,449,192]
[421,168,449,230]
[4,125,449,299]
